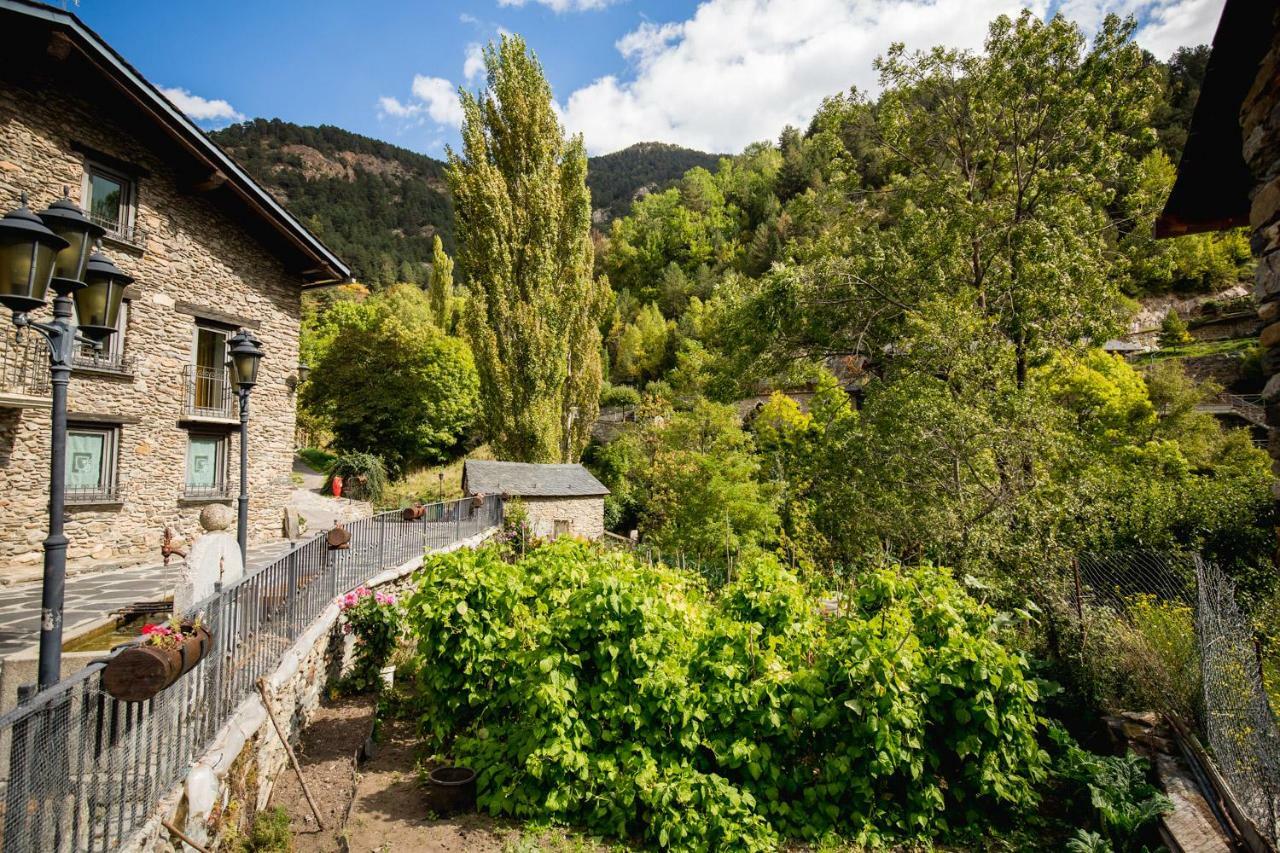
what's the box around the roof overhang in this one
[1155,0,1278,239]
[0,0,351,286]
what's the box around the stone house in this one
[0,0,349,580]
[1154,1,1280,548]
[462,460,608,540]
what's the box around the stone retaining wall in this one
[122,527,496,852]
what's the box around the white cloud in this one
[377,76,464,129]
[464,43,486,83]
[559,0,1226,156]
[497,0,616,11]
[159,86,244,124]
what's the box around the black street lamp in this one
[228,328,263,563]
[0,191,125,691]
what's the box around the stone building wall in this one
[522,496,606,540]
[1244,20,1280,548]
[0,73,303,581]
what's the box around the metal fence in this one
[1070,551,1280,846]
[0,337,49,398]
[0,494,501,853]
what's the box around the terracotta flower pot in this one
[102,624,213,703]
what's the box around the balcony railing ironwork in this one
[0,337,50,399]
[182,483,230,500]
[72,347,134,375]
[182,364,235,419]
[64,483,121,505]
[88,212,144,247]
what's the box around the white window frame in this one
[81,162,137,241]
[65,424,120,503]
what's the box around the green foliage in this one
[302,287,479,476]
[1051,727,1172,850]
[338,586,402,694]
[405,541,1050,849]
[612,302,671,384]
[1158,309,1193,347]
[296,447,335,474]
[324,452,388,503]
[428,235,455,330]
[451,35,609,463]
[233,806,293,852]
[598,382,641,408]
[587,142,723,224]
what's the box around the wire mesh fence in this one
[0,494,501,853]
[1068,550,1280,845]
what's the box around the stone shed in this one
[462,460,608,540]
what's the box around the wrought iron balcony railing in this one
[65,482,121,505]
[0,336,51,400]
[182,364,235,420]
[183,483,230,500]
[88,211,145,247]
[72,347,135,375]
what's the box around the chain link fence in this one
[0,495,501,853]
[1069,550,1280,845]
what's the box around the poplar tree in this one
[448,35,608,462]
[428,234,453,330]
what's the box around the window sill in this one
[72,364,135,379]
[101,232,145,255]
[66,499,124,510]
[179,494,232,505]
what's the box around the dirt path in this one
[268,694,375,852]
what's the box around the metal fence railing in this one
[181,365,234,420]
[1068,551,1280,846]
[0,337,49,399]
[0,494,502,853]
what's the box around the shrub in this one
[404,541,1049,848]
[1051,726,1172,850]
[324,452,387,502]
[599,382,642,408]
[1158,309,1192,347]
[337,586,401,693]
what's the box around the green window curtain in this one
[66,431,105,490]
[187,436,221,489]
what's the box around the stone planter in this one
[101,624,212,702]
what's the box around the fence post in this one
[455,500,461,543]
[1072,556,1085,642]
[378,514,386,569]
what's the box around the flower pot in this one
[426,765,476,815]
[102,624,213,703]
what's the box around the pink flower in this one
[376,592,395,606]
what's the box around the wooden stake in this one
[161,819,211,853]
[256,678,326,830]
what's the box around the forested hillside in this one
[210,120,716,285]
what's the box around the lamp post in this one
[0,191,129,691]
[228,328,263,563]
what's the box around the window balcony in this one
[0,337,51,408]
[88,211,145,249]
[72,347,135,376]
[182,364,237,421]
[65,482,121,506]
[182,483,230,501]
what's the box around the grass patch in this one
[379,444,493,510]
[296,447,337,473]
[1141,336,1257,361]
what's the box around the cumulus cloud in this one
[559,0,1226,156]
[497,0,616,11]
[160,86,244,124]
[464,43,486,83]
[377,76,464,129]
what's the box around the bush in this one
[404,541,1049,848]
[1158,309,1192,347]
[599,382,642,408]
[337,586,401,693]
[324,452,387,502]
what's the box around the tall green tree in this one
[449,35,608,462]
[428,234,454,330]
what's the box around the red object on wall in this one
[331,475,343,498]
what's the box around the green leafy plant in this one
[404,541,1049,849]
[338,586,401,694]
[325,452,388,503]
[599,382,642,408]
[232,806,293,852]
[1050,726,1172,850]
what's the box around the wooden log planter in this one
[102,624,213,703]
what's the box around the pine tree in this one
[428,235,454,330]
[1158,308,1193,347]
[448,35,609,462]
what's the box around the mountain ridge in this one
[209,119,720,286]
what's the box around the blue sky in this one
[75,0,1226,158]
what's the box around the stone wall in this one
[522,496,606,540]
[1243,20,1280,548]
[0,73,304,581]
